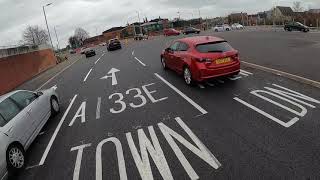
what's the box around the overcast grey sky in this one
[0,0,319,47]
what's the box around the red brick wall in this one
[0,49,57,95]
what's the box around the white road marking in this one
[25,164,40,170]
[126,127,174,180]
[205,82,215,87]
[240,69,253,75]
[233,97,299,128]
[71,144,91,180]
[242,61,320,88]
[39,94,78,165]
[100,68,120,86]
[69,101,86,127]
[134,57,146,66]
[132,51,135,56]
[198,84,205,89]
[83,68,93,82]
[96,137,127,180]
[142,83,168,103]
[158,117,221,179]
[155,73,208,115]
[95,58,101,64]
[228,76,242,81]
[96,97,101,119]
[251,90,308,117]
[36,57,81,91]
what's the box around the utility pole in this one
[43,3,54,50]
[54,26,60,52]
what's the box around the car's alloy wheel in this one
[6,144,25,172]
[161,57,167,69]
[183,67,192,85]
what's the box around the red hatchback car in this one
[161,36,240,85]
[164,28,181,36]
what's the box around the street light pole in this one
[43,3,54,50]
[136,11,142,34]
[54,26,60,51]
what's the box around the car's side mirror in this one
[35,91,43,97]
[165,48,172,53]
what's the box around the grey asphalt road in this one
[11,31,320,180]
[203,29,320,82]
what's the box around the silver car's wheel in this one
[184,67,192,85]
[6,144,25,172]
[161,57,167,69]
[8,147,24,168]
[51,97,60,116]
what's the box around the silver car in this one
[0,87,59,179]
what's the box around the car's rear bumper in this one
[108,44,121,50]
[85,51,96,57]
[195,61,240,81]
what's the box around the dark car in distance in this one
[84,48,96,58]
[183,27,201,35]
[284,22,309,32]
[107,39,122,51]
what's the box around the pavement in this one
[11,30,320,180]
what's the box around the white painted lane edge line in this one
[242,61,320,88]
[154,73,208,115]
[39,94,78,165]
[95,58,101,64]
[134,57,146,66]
[83,68,93,82]
[240,69,253,75]
[36,57,81,91]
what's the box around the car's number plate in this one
[216,57,231,64]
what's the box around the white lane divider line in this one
[95,58,101,64]
[240,69,253,76]
[155,73,208,115]
[39,94,78,166]
[134,57,146,66]
[96,97,101,119]
[132,50,135,56]
[83,68,93,82]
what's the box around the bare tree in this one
[23,25,49,46]
[293,1,304,12]
[68,36,81,49]
[74,28,90,42]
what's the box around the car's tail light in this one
[192,57,212,63]
[231,53,240,61]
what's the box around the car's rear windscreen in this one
[196,41,233,53]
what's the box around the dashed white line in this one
[83,68,93,82]
[39,94,78,165]
[134,57,146,66]
[132,51,135,56]
[155,73,208,115]
[95,58,101,64]
[240,69,253,75]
